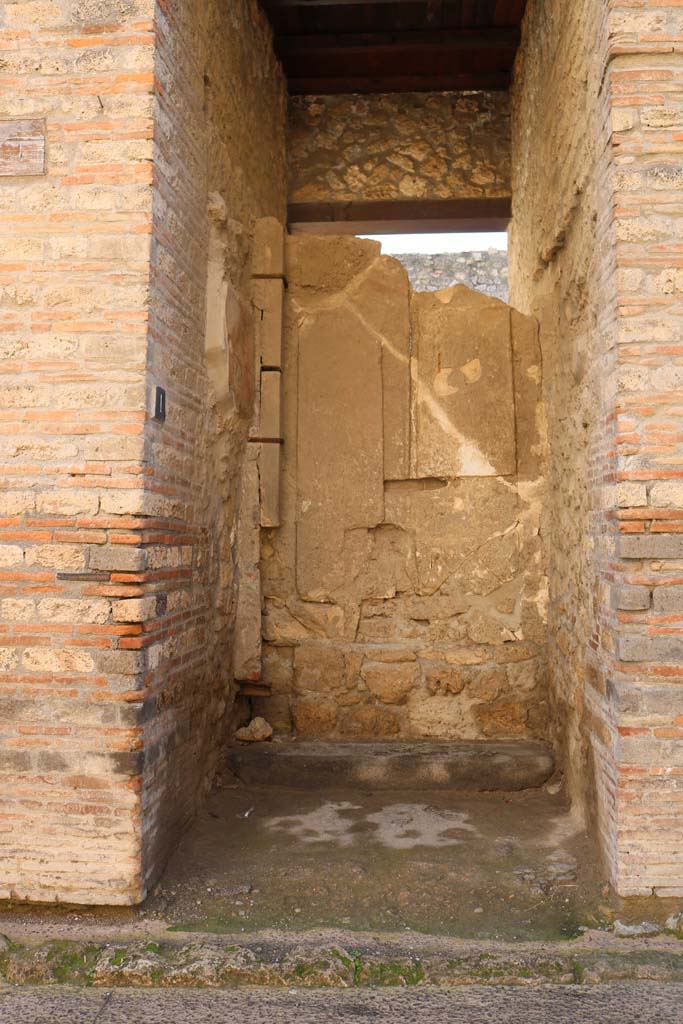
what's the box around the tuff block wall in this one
[510,0,683,894]
[260,235,547,741]
[0,0,286,904]
[287,91,510,204]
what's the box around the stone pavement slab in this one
[2,984,683,1024]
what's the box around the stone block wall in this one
[259,235,547,741]
[287,92,510,204]
[0,0,286,904]
[510,0,683,895]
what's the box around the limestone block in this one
[615,585,651,611]
[619,534,683,559]
[286,235,380,294]
[619,635,683,662]
[252,277,284,367]
[259,369,282,439]
[653,586,683,615]
[347,254,411,479]
[112,597,157,623]
[406,692,473,739]
[383,477,519,595]
[296,304,384,599]
[226,285,255,419]
[511,309,543,480]
[22,648,94,674]
[233,454,262,682]
[90,545,146,573]
[259,442,281,528]
[361,661,417,704]
[262,600,311,643]
[650,481,683,508]
[252,217,285,278]
[411,285,515,478]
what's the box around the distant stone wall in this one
[288,92,510,204]
[394,251,508,301]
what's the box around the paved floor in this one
[2,984,683,1023]
[2,777,680,943]
[141,777,675,939]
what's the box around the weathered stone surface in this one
[291,697,338,735]
[296,303,384,599]
[252,216,285,278]
[361,662,417,704]
[259,443,281,529]
[226,739,554,791]
[287,92,511,205]
[252,277,284,367]
[411,285,515,478]
[348,255,411,480]
[233,453,262,682]
[619,636,683,663]
[653,586,683,615]
[619,534,683,560]
[615,585,651,612]
[264,234,545,742]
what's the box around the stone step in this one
[226,739,554,792]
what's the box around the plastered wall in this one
[260,235,548,741]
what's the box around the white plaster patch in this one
[265,801,476,849]
[266,802,362,847]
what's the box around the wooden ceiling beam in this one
[275,26,519,53]
[263,0,439,7]
[286,72,511,93]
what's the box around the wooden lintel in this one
[288,198,512,235]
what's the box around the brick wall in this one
[607,0,683,896]
[140,0,286,889]
[0,0,157,903]
[511,0,683,895]
[288,91,510,204]
[0,0,286,903]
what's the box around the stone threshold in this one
[226,739,555,792]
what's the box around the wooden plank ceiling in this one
[259,0,526,94]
